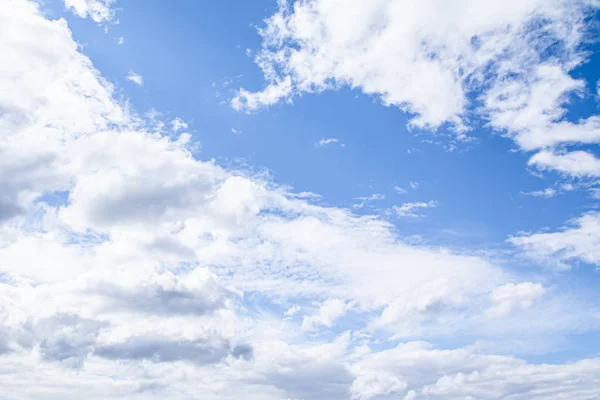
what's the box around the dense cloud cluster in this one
[1,1,599,399]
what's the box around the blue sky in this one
[1,0,600,399]
[57,0,597,241]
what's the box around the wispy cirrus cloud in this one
[126,71,144,86]
[316,137,342,148]
[392,201,437,218]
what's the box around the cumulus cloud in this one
[510,212,600,268]
[64,0,116,23]
[284,305,300,316]
[348,341,600,400]
[232,76,292,111]
[350,370,407,400]
[487,282,546,318]
[171,117,188,132]
[302,299,354,331]
[1,1,600,399]
[528,150,600,177]
[236,0,600,177]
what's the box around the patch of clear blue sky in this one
[41,1,600,272]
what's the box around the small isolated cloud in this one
[116,36,124,45]
[487,282,546,318]
[353,193,385,209]
[409,181,419,189]
[231,128,242,134]
[394,186,407,195]
[316,137,341,148]
[523,188,557,198]
[392,201,437,218]
[125,71,144,86]
[171,118,188,132]
[523,184,576,198]
[355,193,384,202]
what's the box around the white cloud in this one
[522,183,576,198]
[528,150,600,177]
[355,193,384,202]
[126,71,144,86]
[394,186,408,195]
[171,117,188,132]
[523,187,558,198]
[232,76,292,112]
[392,201,437,218]
[349,342,600,400]
[409,181,419,189]
[231,127,241,134]
[116,36,124,45]
[64,0,116,23]
[302,299,353,331]
[2,2,600,399]
[487,282,546,318]
[284,305,300,316]
[236,0,600,177]
[353,193,385,209]
[316,137,340,147]
[350,370,407,400]
[510,212,600,268]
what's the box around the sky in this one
[1,0,600,399]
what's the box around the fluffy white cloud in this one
[348,341,600,400]
[510,212,600,268]
[232,76,292,111]
[487,282,546,318]
[236,0,600,177]
[1,1,600,399]
[64,0,116,23]
[171,117,188,132]
[350,370,407,400]
[302,298,354,331]
[528,150,600,177]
